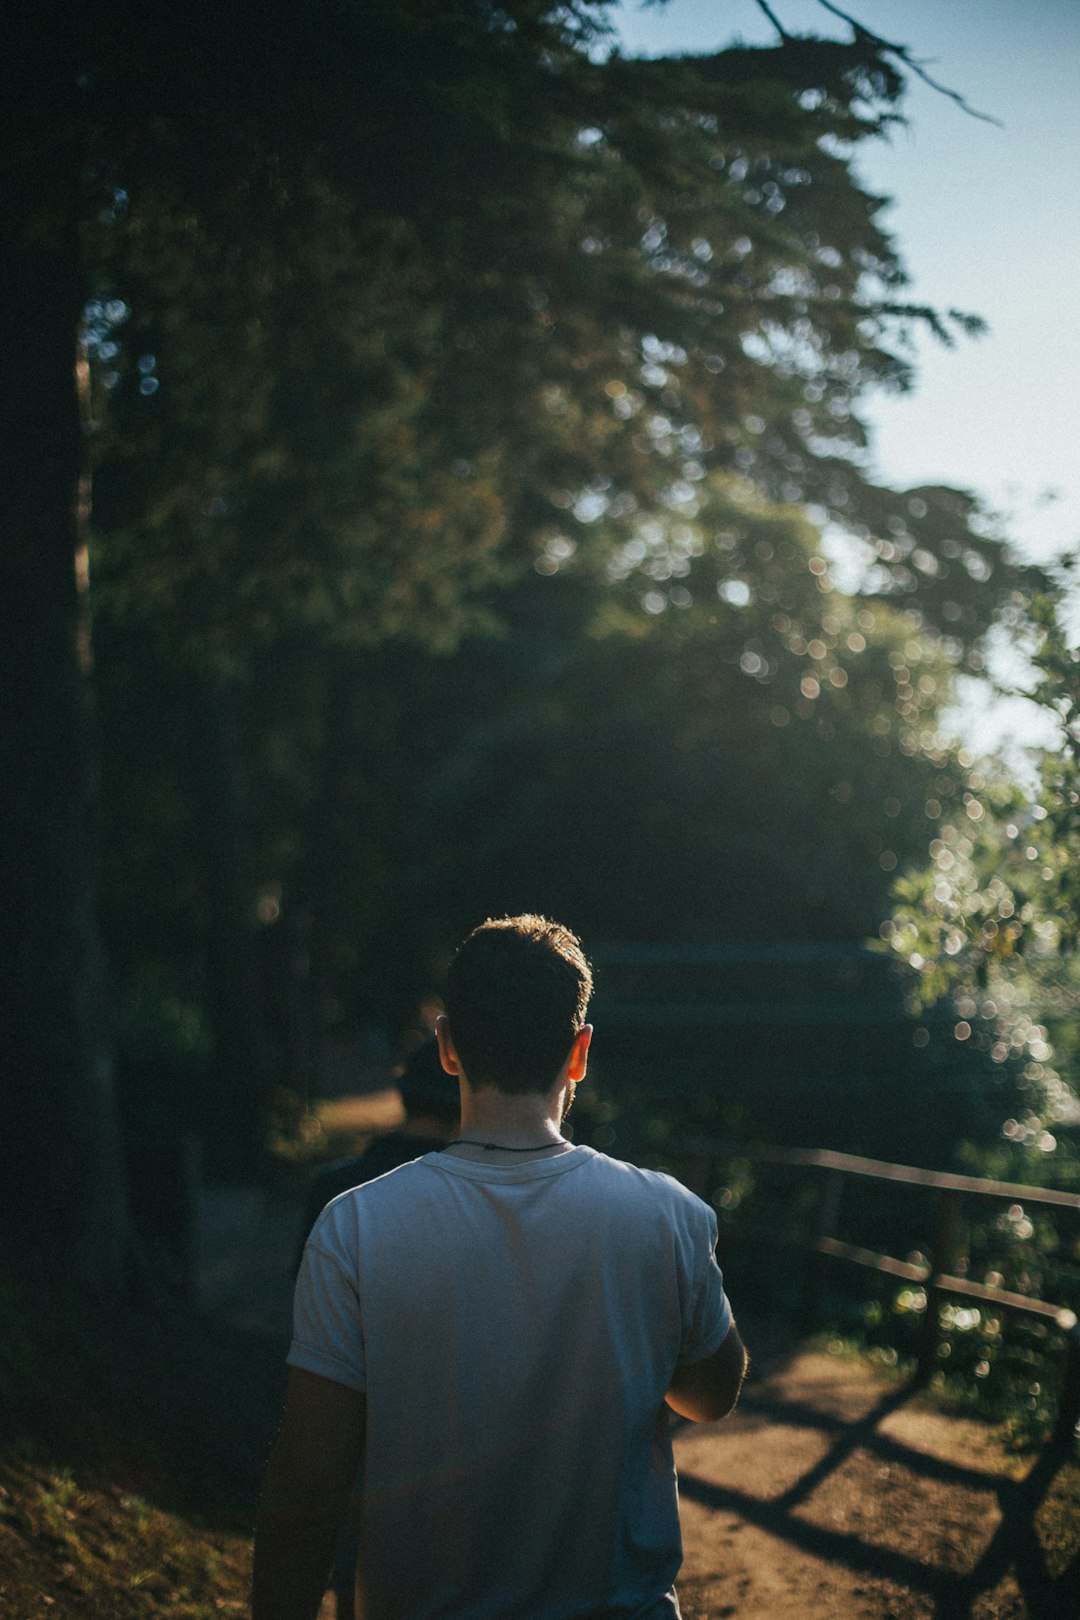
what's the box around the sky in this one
[610,0,1080,768]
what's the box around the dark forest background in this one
[4,0,1078,1303]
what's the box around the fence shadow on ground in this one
[673,1335,1080,1620]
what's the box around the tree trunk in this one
[190,678,269,1177]
[0,48,128,1294]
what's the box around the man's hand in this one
[252,1367,366,1620]
[665,1320,748,1423]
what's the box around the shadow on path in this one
[675,1339,1080,1619]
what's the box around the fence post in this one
[916,1187,962,1385]
[801,1168,843,1334]
[1052,1323,1080,1451]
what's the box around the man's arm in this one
[252,1366,366,1620]
[665,1320,748,1423]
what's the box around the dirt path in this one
[675,1340,1079,1619]
[197,1183,1079,1619]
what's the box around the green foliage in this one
[82,1,1041,676]
[406,498,964,941]
[882,586,1080,1159]
[837,1286,1074,1447]
[17,0,1046,1175]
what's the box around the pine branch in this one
[754,0,1001,124]
[813,0,1003,125]
[751,0,792,42]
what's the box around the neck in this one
[454,1083,568,1150]
[401,1112,457,1142]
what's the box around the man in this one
[252,915,747,1620]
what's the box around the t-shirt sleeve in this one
[287,1227,367,1392]
[676,1198,732,1367]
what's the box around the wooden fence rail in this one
[666,1139,1080,1450]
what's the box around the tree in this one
[87,3,1040,943]
[337,479,1008,1154]
[0,11,128,1292]
[2,0,596,1282]
[3,1,1044,1290]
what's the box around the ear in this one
[567,1024,592,1083]
[435,1015,462,1077]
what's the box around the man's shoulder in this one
[334,1150,437,1203]
[575,1148,711,1217]
[310,1152,440,1241]
[583,1145,692,1188]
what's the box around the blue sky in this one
[610,0,1080,767]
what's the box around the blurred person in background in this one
[254,914,747,1620]
[294,1036,460,1267]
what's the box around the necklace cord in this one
[447,1139,568,1153]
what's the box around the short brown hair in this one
[444,915,592,1095]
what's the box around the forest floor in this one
[1,1168,1078,1618]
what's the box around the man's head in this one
[441,914,593,1095]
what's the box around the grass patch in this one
[0,1447,250,1616]
[0,1279,288,1618]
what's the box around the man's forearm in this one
[251,1455,353,1620]
[251,1368,366,1619]
[666,1322,749,1423]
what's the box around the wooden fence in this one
[666,1140,1080,1450]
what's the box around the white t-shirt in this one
[290,1144,732,1620]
